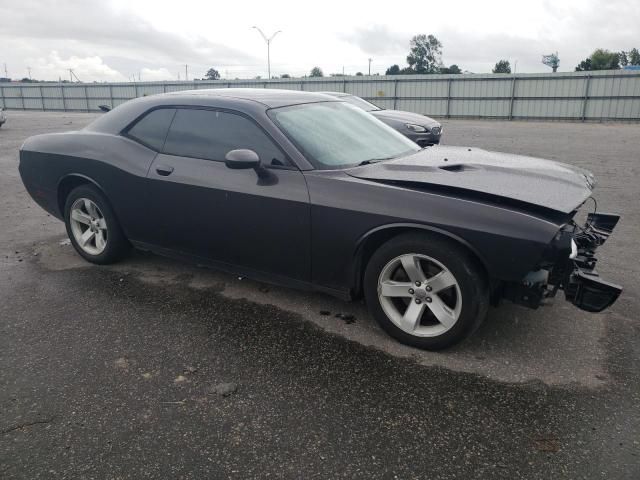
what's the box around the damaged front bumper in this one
[562,212,622,312]
[505,212,622,313]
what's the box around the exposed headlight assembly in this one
[570,238,578,259]
[406,123,428,133]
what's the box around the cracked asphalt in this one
[1,112,639,479]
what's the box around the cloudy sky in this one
[1,0,638,81]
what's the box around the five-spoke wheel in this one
[64,184,130,264]
[69,198,108,255]
[364,232,489,350]
[378,253,462,337]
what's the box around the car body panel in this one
[303,170,562,290]
[370,109,440,128]
[346,146,595,214]
[145,152,311,281]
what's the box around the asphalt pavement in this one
[1,112,639,479]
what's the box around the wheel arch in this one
[56,174,107,218]
[350,223,491,298]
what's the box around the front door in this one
[145,107,311,282]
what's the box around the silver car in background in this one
[321,92,442,146]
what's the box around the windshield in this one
[270,102,420,170]
[340,95,381,112]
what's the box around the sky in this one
[0,0,638,82]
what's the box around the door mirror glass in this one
[225,149,261,169]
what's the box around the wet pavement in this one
[1,112,639,479]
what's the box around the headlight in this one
[406,124,428,133]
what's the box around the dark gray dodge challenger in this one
[19,89,622,349]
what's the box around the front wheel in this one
[364,233,489,350]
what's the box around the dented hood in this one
[345,146,595,214]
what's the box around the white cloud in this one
[139,67,174,81]
[1,0,639,80]
[32,51,126,82]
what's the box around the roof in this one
[85,88,342,135]
[164,88,337,108]
[318,91,350,97]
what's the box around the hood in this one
[346,146,595,214]
[371,109,440,127]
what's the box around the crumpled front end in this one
[503,211,622,313]
[561,212,622,312]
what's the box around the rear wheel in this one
[64,184,130,264]
[364,233,489,350]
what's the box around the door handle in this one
[155,165,174,176]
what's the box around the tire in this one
[63,184,130,264]
[364,232,489,350]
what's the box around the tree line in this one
[200,37,640,81]
[575,48,640,71]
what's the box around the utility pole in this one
[368,58,372,75]
[184,64,188,81]
[3,63,8,78]
[27,67,32,80]
[253,26,282,79]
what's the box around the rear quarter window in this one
[126,108,176,151]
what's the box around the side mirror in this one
[224,149,261,170]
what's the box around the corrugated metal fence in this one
[1,70,639,121]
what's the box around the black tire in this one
[364,232,489,350]
[63,184,130,264]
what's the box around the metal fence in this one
[1,70,639,121]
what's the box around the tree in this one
[385,64,401,75]
[591,49,620,70]
[205,68,220,80]
[355,72,363,76]
[629,48,640,65]
[575,58,592,71]
[406,34,443,74]
[280,73,291,78]
[440,64,461,74]
[619,51,629,67]
[310,67,323,77]
[575,49,619,71]
[542,53,560,72]
[492,60,511,73]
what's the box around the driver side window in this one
[162,108,289,167]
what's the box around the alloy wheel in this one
[377,253,462,337]
[69,198,108,255]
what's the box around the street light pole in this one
[253,26,282,79]
[368,58,372,76]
